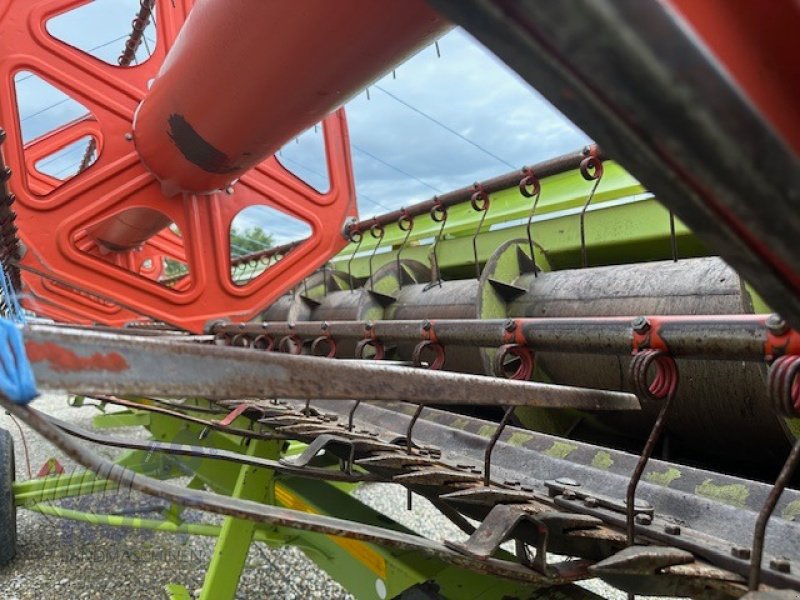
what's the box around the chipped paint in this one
[782,499,800,522]
[591,451,614,470]
[695,479,749,508]
[451,418,469,431]
[507,432,533,447]
[25,341,128,373]
[645,467,681,487]
[477,424,496,438]
[544,441,578,459]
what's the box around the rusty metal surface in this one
[22,324,639,409]
[0,394,584,587]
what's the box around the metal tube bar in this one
[215,314,778,362]
[134,0,449,195]
[43,411,378,483]
[345,147,601,237]
[22,324,639,409]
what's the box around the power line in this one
[373,84,516,170]
[351,144,442,194]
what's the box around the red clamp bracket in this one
[413,320,445,369]
[355,321,385,360]
[631,317,669,354]
[495,319,534,380]
[311,322,337,358]
[764,316,800,362]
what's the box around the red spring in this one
[311,335,337,358]
[518,167,541,198]
[768,354,800,417]
[278,335,302,355]
[355,338,385,360]
[493,344,534,380]
[252,334,274,351]
[630,349,679,401]
[412,340,446,370]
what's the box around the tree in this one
[230,226,274,256]
[161,225,273,279]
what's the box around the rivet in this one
[635,513,652,525]
[731,546,751,560]
[769,557,791,573]
[664,524,681,535]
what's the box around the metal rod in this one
[346,146,601,236]
[23,324,640,409]
[215,314,777,362]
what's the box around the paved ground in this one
[0,394,672,599]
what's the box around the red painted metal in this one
[0,0,445,331]
[669,0,800,157]
[134,0,448,195]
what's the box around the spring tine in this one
[520,168,542,277]
[578,156,603,269]
[427,200,447,290]
[367,222,385,289]
[470,183,491,279]
[749,438,800,590]
[395,210,414,289]
[347,400,361,432]
[346,232,363,292]
[406,404,425,511]
[626,350,678,545]
[669,211,678,262]
[483,406,515,486]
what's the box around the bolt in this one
[364,321,373,331]
[321,322,329,331]
[766,313,789,336]
[770,558,791,573]
[584,497,599,508]
[504,319,517,332]
[124,132,133,141]
[504,479,520,487]
[632,316,650,333]
[422,320,432,331]
[664,524,681,535]
[635,513,653,526]
[562,489,577,500]
[225,186,235,195]
[555,477,580,487]
[731,546,751,560]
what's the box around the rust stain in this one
[167,114,241,174]
[25,341,129,373]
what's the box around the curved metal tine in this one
[347,400,361,432]
[626,355,678,545]
[669,211,679,262]
[579,168,603,269]
[471,198,490,280]
[406,404,425,510]
[395,212,414,289]
[483,406,515,486]
[304,399,312,416]
[367,225,385,290]
[302,276,309,297]
[346,233,363,292]
[427,204,447,291]
[749,437,800,590]
[525,185,542,278]
[322,262,330,297]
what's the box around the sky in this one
[14,0,591,248]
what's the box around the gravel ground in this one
[0,394,674,599]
